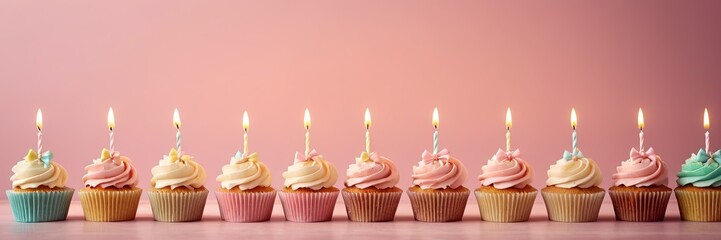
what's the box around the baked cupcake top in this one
[345,151,400,189]
[478,149,533,189]
[677,149,721,187]
[411,149,468,190]
[216,151,272,190]
[82,148,138,189]
[546,149,602,188]
[282,149,338,190]
[150,148,206,190]
[612,148,668,187]
[10,149,68,189]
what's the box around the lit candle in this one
[705,108,710,153]
[173,108,181,152]
[506,108,512,152]
[365,108,371,154]
[432,107,439,154]
[243,111,249,154]
[571,108,578,151]
[108,107,116,152]
[638,108,644,151]
[36,109,43,154]
[304,108,311,158]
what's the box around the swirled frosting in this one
[10,149,68,189]
[150,148,206,190]
[345,151,400,189]
[612,148,668,187]
[677,149,721,187]
[546,150,603,188]
[83,149,139,188]
[411,149,468,190]
[282,150,338,190]
[478,149,534,189]
[216,151,272,190]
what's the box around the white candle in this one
[173,108,181,152]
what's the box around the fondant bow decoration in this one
[233,151,259,163]
[563,149,584,161]
[421,148,450,165]
[494,148,521,161]
[100,148,121,164]
[25,149,53,168]
[630,147,657,161]
[294,149,320,163]
[695,148,721,164]
[356,151,380,164]
[168,148,192,163]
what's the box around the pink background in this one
[1,1,720,201]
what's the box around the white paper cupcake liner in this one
[608,188,671,222]
[79,188,142,222]
[147,189,209,222]
[541,188,605,222]
[406,189,470,222]
[474,189,537,222]
[278,190,339,222]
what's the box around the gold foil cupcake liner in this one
[675,188,721,222]
[406,190,470,222]
[79,188,142,222]
[147,189,209,222]
[474,189,537,222]
[341,189,403,222]
[608,188,671,222]
[541,189,605,222]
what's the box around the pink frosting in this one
[345,152,400,189]
[411,149,468,189]
[82,151,139,188]
[478,149,534,189]
[611,147,668,187]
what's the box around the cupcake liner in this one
[6,188,74,223]
[675,188,721,222]
[541,188,605,222]
[278,190,339,222]
[78,188,142,222]
[406,189,470,222]
[215,190,277,222]
[341,189,403,222]
[609,188,671,222]
[147,189,209,222]
[474,190,537,222]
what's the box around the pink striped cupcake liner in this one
[278,190,339,222]
[148,189,209,222]
[609,188,671,222]
[541,188,605,222]
[341,189,402,222]
[406,189,470,222]
[215,190,277,222]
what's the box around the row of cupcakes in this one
[7,108,721,223]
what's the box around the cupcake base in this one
[341,186,403,222]
[675,185,721,222]
[608,185,671,222]
[474,185,537,222]
[148,187,209,222]
[541,186,605,222]
[6,187,75,223]
[79,187,142,222]
[278,187,339,222]
[215,186,277,222]
[407,185,470,222]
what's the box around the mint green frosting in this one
[677,149,721,187]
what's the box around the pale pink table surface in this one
[1,198,718,240]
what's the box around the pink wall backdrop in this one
[1,1,721,201]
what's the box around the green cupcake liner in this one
[6,188,75,223]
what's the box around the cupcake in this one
[542,149,604,222]
[7,149,73,222]
[342,151,402,222]
[476,149,536,222]
[609,147,670,221]
[675,149,721,221]
[215,151,275,222]
[79,149,141,221]
[279,150,339,222]
[407,149,469,222]
[148,148,208,222]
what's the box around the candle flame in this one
[571,108,577,129]
[304,108,311,130]
[108,107,115,130]
[637,108,644,130]
[505,108,512,129]
[704,108,710,130]
[36,109,43,131]
[364,108,371,129]
[242,111,249,132]
[173,108,181,129]
[432,107,439,128]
